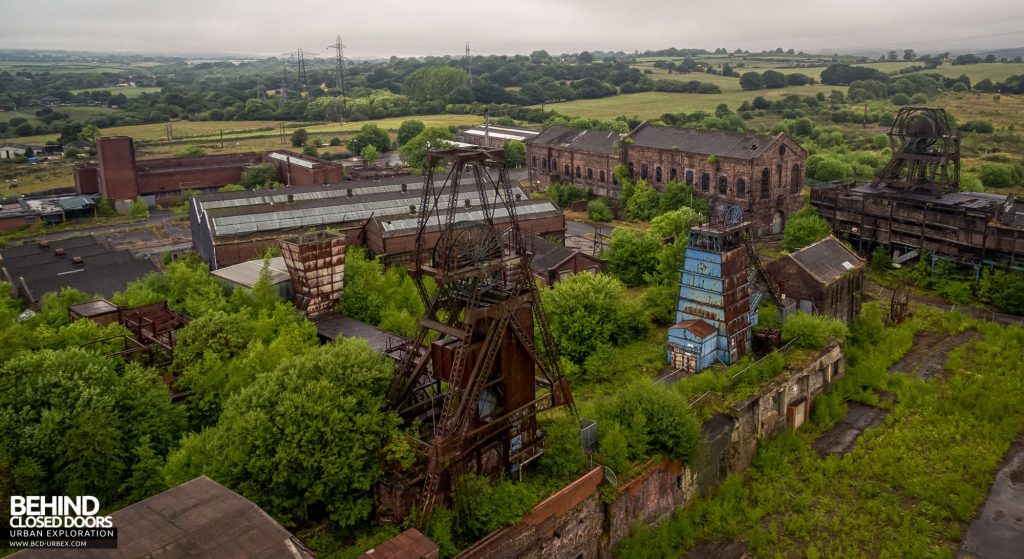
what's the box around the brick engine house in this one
[527,122,806,236]
[73,136,343,208]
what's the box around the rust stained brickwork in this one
[454,341,845,559]
[527,123,807,235]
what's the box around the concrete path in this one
[959,434,1024,559]
[814,402,888,456]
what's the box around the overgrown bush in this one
[781,312,849,349]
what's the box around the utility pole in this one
[465,42,473,87]
[280,53,290,110]
[326,35,347,122]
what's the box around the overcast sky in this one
[2,0,1023,58]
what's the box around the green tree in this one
[403,67,470,103]
[130,197,150,221]
[739,72,766,90]
[290,128,308,147]
[0,349,184,505]
[588,199,613,222]
[541,273,647,364]
[239,163,279,189]
[361,145,380,165]
[782,206,831,252]
[302,145,318,157]
[79,124,100,144]
[165,340,405,529]
[399,127,455,170]
[594,380,701,465]
[605,229,661,286]
[348,123,392,155]
[504,140,526,168]
[397,119,426,146]
[649,207,699,239]
[95,197,116,217]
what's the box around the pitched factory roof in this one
[670,319,718,339]
[531,126,624,155]
[463,125,540,142]
[204,182,538,239]
[788,236,864,285]
[850,183,1009,211]
[0,235,99,259]
[373,199,561,236]
[523,233,584,272]
[13,476,315,559]
[627,122,787,160]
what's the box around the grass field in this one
[2,105,120,127]
[928,62,1024,83]
[70,87,162,98]
[541,85,838,120]
[0,62,132,74]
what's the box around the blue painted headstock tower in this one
[668,206,769,374]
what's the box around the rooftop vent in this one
[409,205,417,214]
[401,183,408,192]
[72,256,83,266]
[55,248,65,256]
[515,193,522,201]
[346,188,353,197]
[287,194,294,204]
[464,199,471,208]
[750,144,758,150]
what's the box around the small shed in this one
[210,256,293,300]
[667,319,718,373]
[767,236,865,322]
[523,233,606,286]
[68,298,121,326]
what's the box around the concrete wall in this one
[455,341,845,559]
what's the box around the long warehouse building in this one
[190,177,565,269]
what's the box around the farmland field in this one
[1,105,120,127]
[927,62,1024,83]
[0,62,132,74]
[70,86,163,98]
[540,85,838,120]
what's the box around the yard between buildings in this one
[617,305,1024,558]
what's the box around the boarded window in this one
[761,167,771,199]
[685,170,694,186]
[655,166,663,182]
[670,167,678,180]
[737,178,746,196]
[718,175,728,194]
[575,165,582,178]
[587,168,593,180]
[701,172,710,192]
[599,169,606,183]
[531,155,537,168]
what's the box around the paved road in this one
[959,434,1024,559]
[564,219,611,257]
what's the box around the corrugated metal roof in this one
[266,151,317,169]
[208,185,531,238]
[377,199,560,236]
[211,256,290,287]
[789,236,864,284]
[851,183,1009,211]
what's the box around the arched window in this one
[587,168,593,180]
[551,159,557,172]
[575,165,582,178]
[777,163,783,187]
[670,168,678,181]
[779,145,786,157]
[718,175,728,194]
[627,162,635,177]
[655,166,663,183]
[737,178,746,197]
[761,168,771,199]
[641,163,648,180]
[701,173,710,192]
[564,164,570,176]
[531,155,537,169]
[599,170,606,183]
[542,157,547,171]
[685,170,694,186]
[790,164,801,193]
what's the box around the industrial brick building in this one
[766,236,865,322]
[190,177,565,269]
[811,107,1024,270]
[74,136,343,207]
[527,123,806,235]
